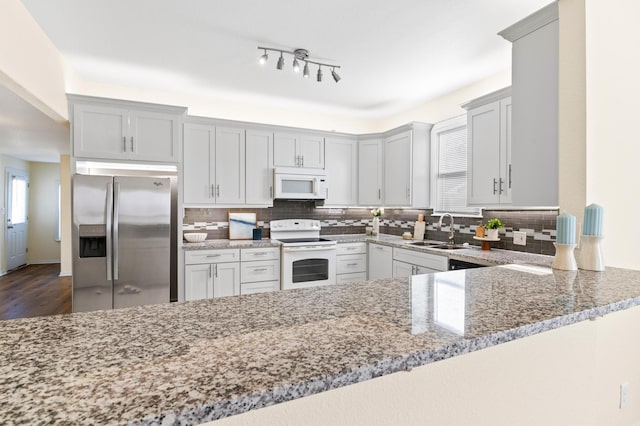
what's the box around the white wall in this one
[59,155,72,276]
[27,162,60,264]
[584,0,640,269]
[213,305,640,425]
[0,155,29,274]
[0,0,68,122]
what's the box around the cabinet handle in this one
[406,186,410,200]
[378,188,381,200]
[216,184,220,197]
[123,136,127,152]
[499,178,504,194]
[301,155,304,167]
[211,184,215,198]
[345,246,357,250]
[209,264,212,278]
[215,264,218,278]
[269,186,273,198]
[206,254,221,258]
[130,136,134,152]
[347,263,358,267]
[493,178,498,195]
[376,246,384,250]
[509,164,512,188]
[253,268,268,272]
[253,252,268,256]
[295,155,300,166]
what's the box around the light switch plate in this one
[513,231,527,246]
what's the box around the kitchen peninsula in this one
[2,264,640,424]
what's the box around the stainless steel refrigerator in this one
[72,174,171,312]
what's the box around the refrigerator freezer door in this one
[72,175,114,312]
[113,176,171,308]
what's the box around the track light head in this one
[292,58,300,73]
[331,68,341,83]
[258,49,268,65]
[303,62,310,78]
[276,53,284,70]
[317,66,323,82]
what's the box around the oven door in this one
[282,245,336,290]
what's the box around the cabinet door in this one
[358,138,384,205]
[368,243,393,280]
[499,97,512,204]
[213,262,240,298]
[467,101,501,205]
[299,134,325,168]
[273,133,298,167]
[415,265,441,275]
[73,104,128,160]
[129,110,179,162]
[384,131,412,206]
[183,123,215,204]
[185,264,213,301]
[324,136,357,205]
[245,129,274,205]
[392,260,414,278]
[215,127,245,204]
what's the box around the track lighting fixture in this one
[276,52,284,70]
[258,49,268,65]
[257,46,341,83]
[331,67,341,83]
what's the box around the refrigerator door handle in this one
[106,182,113,281]
[113,182,120,281]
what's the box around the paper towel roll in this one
[413,221,425,240]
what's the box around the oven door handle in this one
[283,246,336,252]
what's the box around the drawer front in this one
[241,247,280,261]
[185,249,240,265]
[241,260,280,283]
[393,248,447,271]
[336,242,367,256]
[336,272,367,284]
[336,253,367,274]
[241,280,279,295]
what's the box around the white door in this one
[467,100,501,205]
[368,243,392,280]
[185,264,213,301]
[6,169,29,270]
[213,262,240,297]
[358,138,384,205]
[499,97,513,204]
[129,110,179,162]
[384,131,412,206]
[324,136,357,205]
[273,133,298,167]
[183,123,215,204]
[215,127,245,204]
[298,134,325,168]
[245,129,274,205]
[73,104,128,160]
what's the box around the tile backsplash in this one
[184,201,558,255]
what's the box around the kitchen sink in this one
[430,244,467,250]
[408,241,443,247]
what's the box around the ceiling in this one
[3,0,552,163]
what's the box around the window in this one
[430,115,481,216]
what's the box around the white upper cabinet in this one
[324,136,358,206]
[383,130,412,206]
[499,2,558,206]
[464,88,512,206]
[183,122,245,205]
[274,132,324,168]
[70,96,184,163]
[245,129,274,206]
[358,137,384,206]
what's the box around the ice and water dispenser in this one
[78,224,107,258]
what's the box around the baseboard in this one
[59,272,72,277]
[28,259,61,265]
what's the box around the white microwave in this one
[273,167,327,200]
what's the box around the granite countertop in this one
[2,266,640,424]
[183,233,554,267]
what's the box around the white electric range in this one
[270,219,337,290]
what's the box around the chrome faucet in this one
[438,213,455,245]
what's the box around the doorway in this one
[6,168,29,271]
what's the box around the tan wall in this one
[27,162,60,264]
[0,0,68,122]
[584,0,640,269]
[0,155,29,274]
[59,155,72,276]
[213,305,640,425]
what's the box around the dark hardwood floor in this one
[0,263,71,321]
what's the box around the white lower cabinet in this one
[184,249,241,301]
[240,247,280,295]
[392,248,448,278]
[368,243,393,280]
[336,242,367,284]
